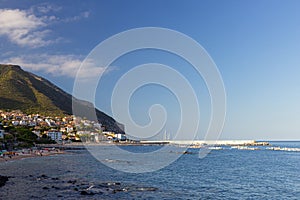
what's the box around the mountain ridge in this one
[0,64,124,133]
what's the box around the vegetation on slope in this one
[0,64,124,133]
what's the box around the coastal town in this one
[0,110,127,151]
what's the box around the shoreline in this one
[0,149,66,163]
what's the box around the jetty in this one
[139,140,269,146]
[35,140,270,149]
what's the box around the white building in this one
[19,120,27,126]
[28,121,36,127]
[0,129,4,139]
[66,126,73,133]
[12,121,19,126]
[47,131,62,141]
[116,133,126,141]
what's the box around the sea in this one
[0,141,299,200]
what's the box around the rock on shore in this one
[0,175,9,187]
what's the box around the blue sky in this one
[1,0,300,140]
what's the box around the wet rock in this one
[112,188,124,193]
[40,174,48,178]
[87,187,104,195]
[111,189,118,194]
[42,186,49,190]
[52,185,60,190]
[37,174,49,180]
[51,177,59,180]
[0,175,9,187]
[80,191,88,195]
[183,151,193,154]
[67,180,77,184]
[80,190,95,195]
[98,183,110,188]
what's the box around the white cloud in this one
[4,54,107,79]
[63,11,90,22]
[30,3,62,14]
[0,7,90,48]
[0,9,52,47]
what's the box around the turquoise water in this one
[0,141,299,199]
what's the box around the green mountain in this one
[0,64,124,133]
